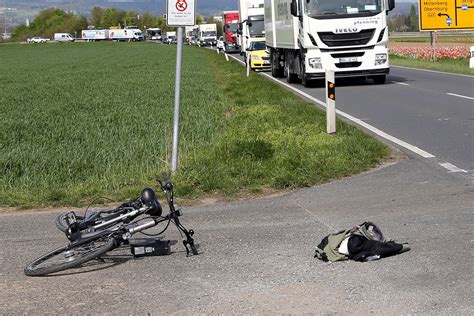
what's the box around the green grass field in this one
[0,42,389,208]
[390,56,474,76]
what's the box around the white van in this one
[54,33,75,42]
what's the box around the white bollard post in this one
[325,69,336,134]
[225,53,229,61]
[470,46,474,68]
[217,47,220,54]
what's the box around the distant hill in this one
[5,0,239,16]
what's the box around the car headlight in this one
[251,55,261,61]
[375,53,387,65]
[309,57,323,69]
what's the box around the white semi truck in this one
[238,0,265,56]
[198,24,217,46]
[264,0,394,86]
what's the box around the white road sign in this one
[167,0,196,26]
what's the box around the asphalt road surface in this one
[1,158,473,314]
[229,51,473,175]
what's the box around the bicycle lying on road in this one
[24,174,198,277]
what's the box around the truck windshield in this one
[305,0,382,18]
[227,23,239,34]
[248,16,265,37]
[202,31,217,37]
[250,41,266,51]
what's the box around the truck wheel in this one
[302,74,313,88]
[285,63,298,84]
[373,75,386,84]
[270,51,283,78]
[300,62,313,88]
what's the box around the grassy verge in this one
[390,55,474,76]
[389,36,474,43]
[0,43,389,208]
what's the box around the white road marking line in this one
[393,81,410,86]
[446,93,474,100]
[438,162,468,173]
[227,54,437,159]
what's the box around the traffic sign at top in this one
[167,0,196,26]
[419,0,474,31]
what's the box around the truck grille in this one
[318,29,375,47]
[331,52,365,58]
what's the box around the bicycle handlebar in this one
[162,173,173,190]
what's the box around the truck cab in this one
[238,0,265,58]
[146,28,162,41]
[265,0,395,86]
[223,11,240,53]
[198,24,218,46]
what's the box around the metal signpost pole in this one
[167,0,195,173]
[171,26,183,173]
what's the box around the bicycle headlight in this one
[147,200,163,217]
[141,188,162,217]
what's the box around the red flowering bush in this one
[390,46,470,60]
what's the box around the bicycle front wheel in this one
[55,212,85,233]
[24,236,116,277]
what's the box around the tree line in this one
[11,7,223,42]
[387,5,419,32]
[10,4,419,42]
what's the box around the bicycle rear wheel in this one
[24,236,116,276]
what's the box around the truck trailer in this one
[198,24,217,46]
[223,11,240,53]
[82,30,109,41]
[264,0,394,86]
[238,0,265,57]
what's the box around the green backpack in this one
[314,222,385,262]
